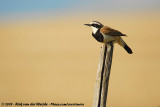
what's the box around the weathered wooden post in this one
[93,42,114,107]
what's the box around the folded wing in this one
[100,26,126,36]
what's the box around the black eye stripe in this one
[92,24,99,27]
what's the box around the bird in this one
[84,21,133,54]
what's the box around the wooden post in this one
[93,43,114,107]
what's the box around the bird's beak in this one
[84,24,91,26]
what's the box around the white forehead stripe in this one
[92,22,99,25]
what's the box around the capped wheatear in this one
[84,21,133,54]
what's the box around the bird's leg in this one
[107,40,115,45]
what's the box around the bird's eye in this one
[92,24,97,27]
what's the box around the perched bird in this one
[84,21,133,54]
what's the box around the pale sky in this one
[0,0,160,22]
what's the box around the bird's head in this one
[84,21,103,34]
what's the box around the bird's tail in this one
[118,38,133,54]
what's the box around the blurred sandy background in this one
[0,0,160,107]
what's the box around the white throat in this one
[91,27,98,34]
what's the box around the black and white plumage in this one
[84,21,133,54]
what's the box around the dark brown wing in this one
[100,26,126,36]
